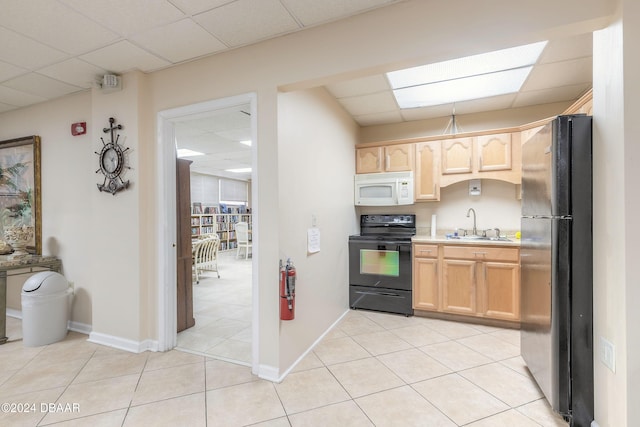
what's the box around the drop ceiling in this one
[0,0,593,178]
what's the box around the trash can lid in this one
[22,271,68,295]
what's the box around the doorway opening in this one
[156,93,258,372]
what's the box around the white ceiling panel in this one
[60,0,185,37]
[514,83,591,108]
[80,41,171,73]
[0,85,48,107]
[539,33,592,64]
[400,104,456,122]
[0,60,26,82]
[281,0,396,26]
[38,59,107,88]
[523,57,592,92]
[3,73,83,98]
[338,91,398,116]
[326,74,390,98]
[131,19,227,63]
[0,0,119,55]
[169,0,235,15]
[0,102,16,113]
[0,27,69,70]
[452,94,517,116]
[194,0,300,47]
[354,110,403,126]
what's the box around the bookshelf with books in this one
[191,204,251,251]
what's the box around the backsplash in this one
[357,180,521,236]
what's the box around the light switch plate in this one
[599,336,616,372]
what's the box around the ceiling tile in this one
[80,41,171,73]
[338,91,398,116]
[0,0,119,55]
[0,60,27,82]
[169,0,235,15]
[0,102,17,113]
[513,83,591,108]
[452,94,517,115]
[539,33,592,64]
[131,19,227,63]
[194,0,300,47]
[522,57,592,92]
[354,110,403,126]
[3,73,83,99]
[326,74,390,98]
[0,85,48,107]
[281,0,396,26]
[0,27,69,70]
[60,0,185,37]
[400,104,456,122]
[38,59,107,88]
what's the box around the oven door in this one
[348,239,412,291]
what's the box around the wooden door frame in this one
[156,93,258,373]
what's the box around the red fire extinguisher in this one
[280,258,296,320]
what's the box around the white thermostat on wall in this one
[469,179,481,196]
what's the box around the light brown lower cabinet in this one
[413,244,439,311]
[413,243,520,322]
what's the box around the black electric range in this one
[348,214,416,316]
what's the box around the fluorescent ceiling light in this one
[226,167,252,173]
[393,67,532,108]
[239,140,252,146]
[387,41,547,109]
[177,148,204,157]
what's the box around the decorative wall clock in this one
[96,117,130,195]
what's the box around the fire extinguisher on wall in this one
[280,258,296,320]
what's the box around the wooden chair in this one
[193,235,220,283]
[235,222,252,259]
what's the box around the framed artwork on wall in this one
[0,135,41,256]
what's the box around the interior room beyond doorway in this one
[171,101,254,367]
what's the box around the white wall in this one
[0,91,94,328]
[277,87,358,373]
[592,1,640,425]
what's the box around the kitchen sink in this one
[447,235,512,242]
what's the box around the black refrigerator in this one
[520,115,593,427]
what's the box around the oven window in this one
[360,249,399,276]
[359,184,393,198]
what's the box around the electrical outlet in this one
[599,336,616,373]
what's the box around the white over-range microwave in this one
[354,171,414,206]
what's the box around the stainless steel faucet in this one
[466,208,477,236]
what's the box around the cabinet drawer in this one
[443,245,519,262]
[414,244,438,258]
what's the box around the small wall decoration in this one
[96,117,130,195]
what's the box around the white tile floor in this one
[0,252,569,426]
[177,250,253,365]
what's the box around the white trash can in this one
[21,271,73,347]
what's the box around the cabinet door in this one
[356,146,383,173]
[384,144,413,171]
[413,257,439,311]
[415,141,440,201]
[442,138,473,174]
[477,133,512,171]
[442,259,476,314]
[481,262,520,321]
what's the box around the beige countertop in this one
[412,235,521,247]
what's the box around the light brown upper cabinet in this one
[441,137,473,174]
[356,143,413,174]
[414,141,440,201]
[477,133,512,172]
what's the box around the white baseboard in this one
[88,331,159,353]
[266,308,351,383]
